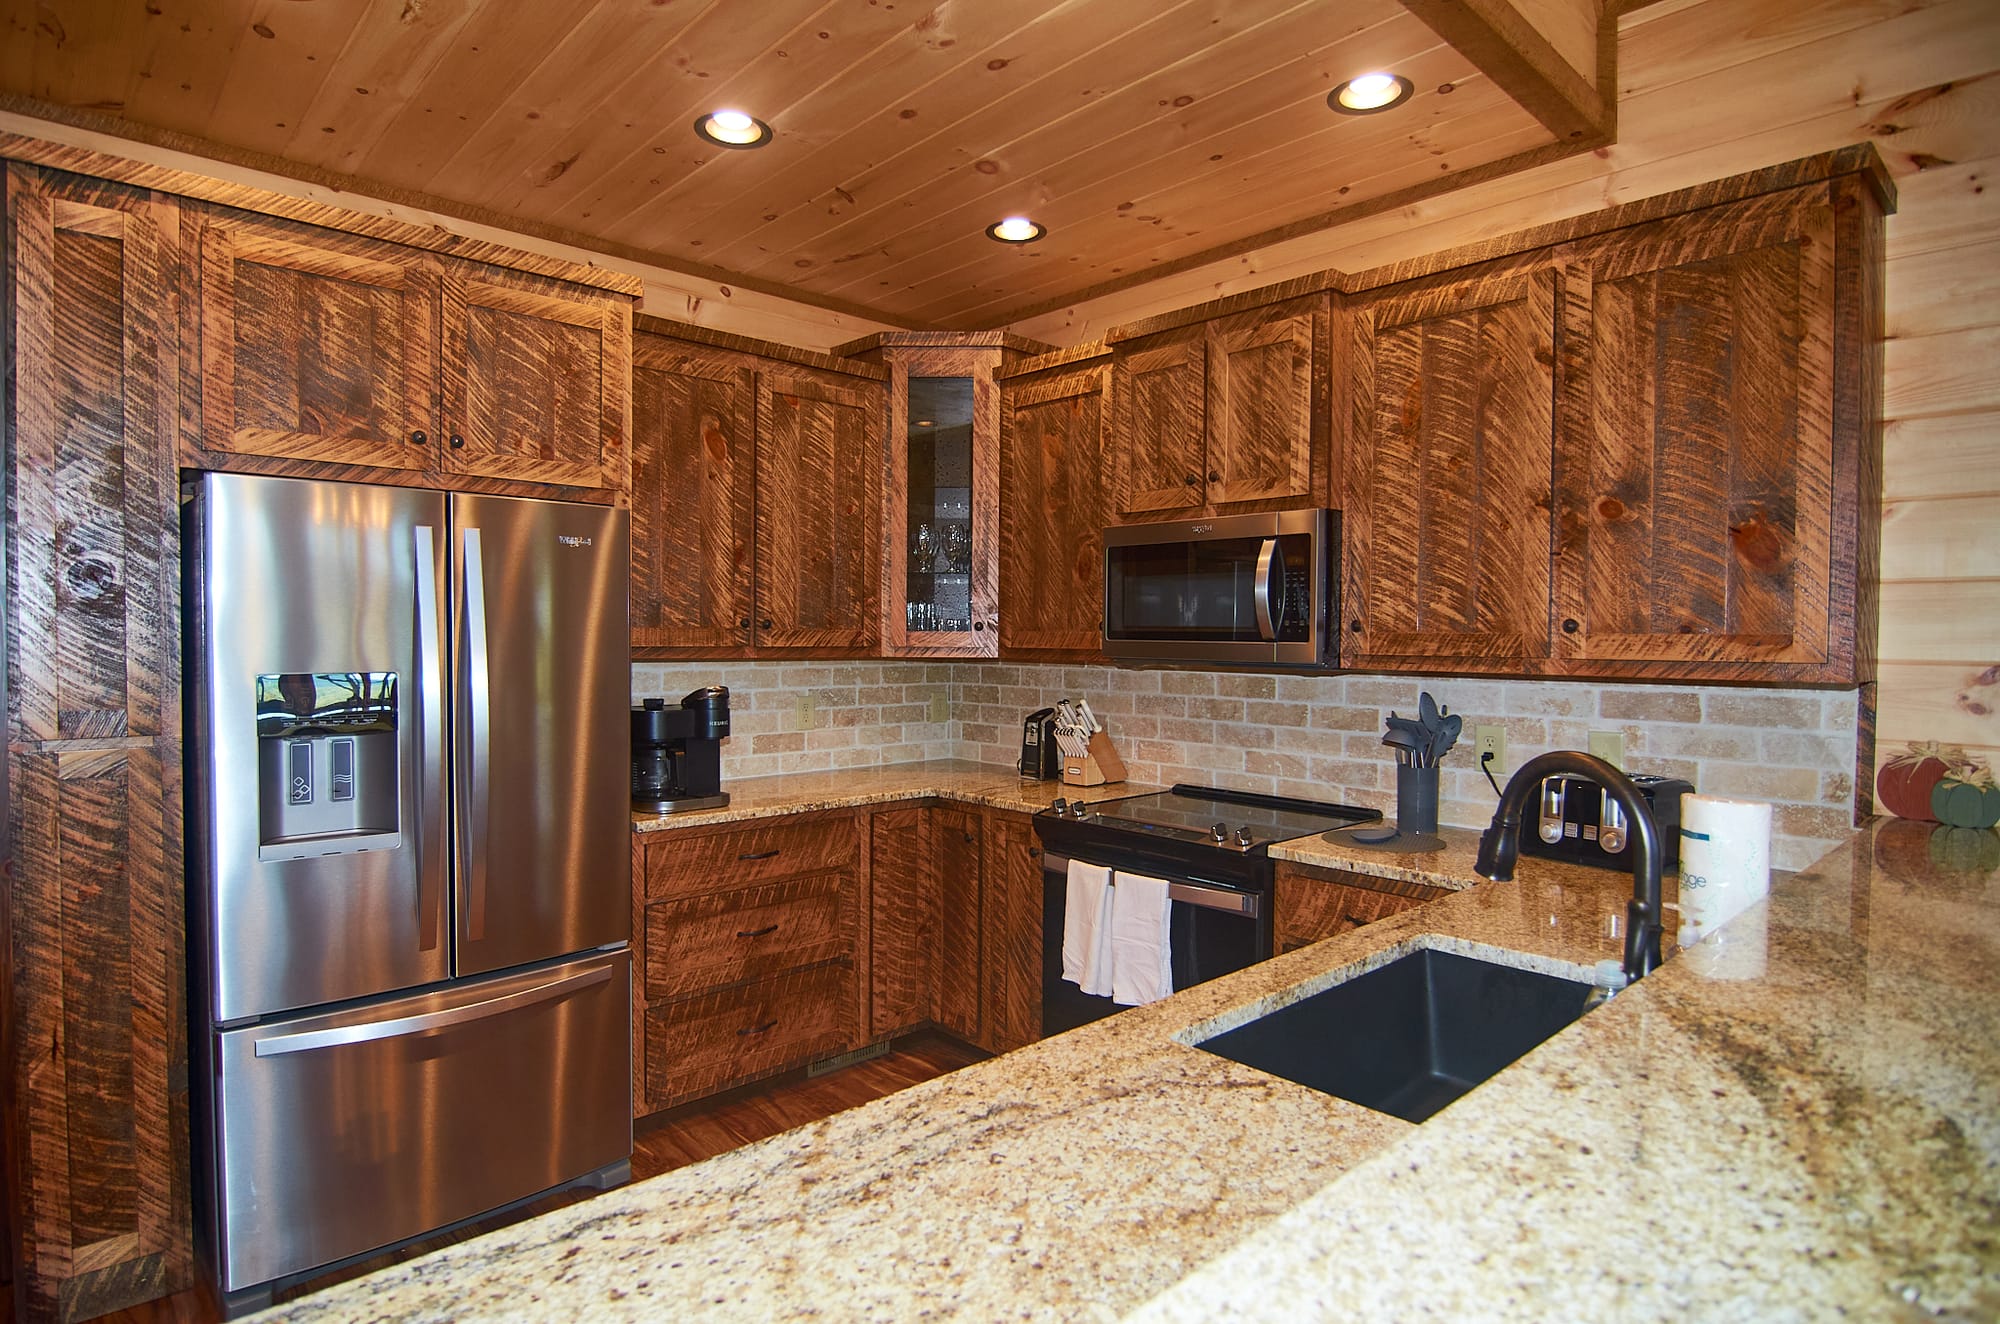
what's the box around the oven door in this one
[1040,852,1266,1036]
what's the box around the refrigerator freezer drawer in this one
[209,949,631,1293]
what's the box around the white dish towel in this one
[1109,871,1174,1007]
[1061,859,1115,997]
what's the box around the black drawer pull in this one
[736,923,779,938]
[1562,618,1579,633]
[410,430,428,446]
[448,433,465,449]
[737,849,781,861]
[737,1020,778,1037]
[1343,914,1368,927]
[1349,619,1362,633]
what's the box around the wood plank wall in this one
[1008,0,2000,795]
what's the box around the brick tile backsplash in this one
[633,661,1862,873]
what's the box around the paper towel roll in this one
[1677,793,1772,946]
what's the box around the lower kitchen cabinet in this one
[977,808,1044,1055]
[631,812,864,1117]
[1273,863,1448,954]
[867,804,983,1043]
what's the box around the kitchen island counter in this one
[260,815,1999,1322]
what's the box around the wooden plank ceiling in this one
[0,0,1608,329]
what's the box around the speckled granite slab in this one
[630,758,1161,833]
[252,817,2000,1323]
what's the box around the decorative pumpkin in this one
[1931,763,2000,830]
[1876,742,1965,821]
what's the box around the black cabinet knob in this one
[1208,470,1221,483]
[760,618,773,630]
[739,618,751,630]
[410,430,428,446]
[1349,619,1362,633]
[973,621,984,632]
[1562,618,1579,633]
[448,434,465,449]
[1184,474,1199,486]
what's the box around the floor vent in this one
[806,1040,893,1077]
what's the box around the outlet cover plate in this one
[1475,724,1506,774]
[1588,729,1625,769]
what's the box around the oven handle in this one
[1043,853,1261,919]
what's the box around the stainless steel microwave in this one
[1102,509,1337,667]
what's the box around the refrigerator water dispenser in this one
[255,671,402,859]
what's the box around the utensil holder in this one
[1062,731,1127,787]
[1396,763,1439,836]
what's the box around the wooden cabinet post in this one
[868,806,936,1039]
[978,809,1043,1054]
[5,164,191,1323]
[933,808,983,1042]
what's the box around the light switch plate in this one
[1588,728,1625,769]
[1475,725,1506,774]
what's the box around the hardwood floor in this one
[64,1031,988,1324]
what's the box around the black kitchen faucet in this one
[1474,750,1666,986]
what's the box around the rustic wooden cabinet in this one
[629,319,885,658]
[1343,265,1562,670]
[631,813,864,1115]
[867,804,983,1043]
[1273,863,1447,955]
[1551,184,1867,681]
[4,163,192,1323]
[188,207,633,496]
[1111,295,1323,519]
[996,351,1113,660]
[977,808,1044,1055]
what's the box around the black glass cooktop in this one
[1050,784,1379,852]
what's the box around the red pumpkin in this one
[1877,743,1955,820]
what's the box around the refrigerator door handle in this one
[461,525,492,942]
[413,524,444,952]
[249,965,614,1057]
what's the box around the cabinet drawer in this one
[644,963,856,1108]
[643,814,858,900]
[643,873,851,1001]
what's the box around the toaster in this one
[1518,772,1694,873]
[1019,708,1061,780]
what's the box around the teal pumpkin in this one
[1931,779,2000,829]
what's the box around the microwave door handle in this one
[1252,537,1279,640]
[460,525,491,943]
[413,525,443,952]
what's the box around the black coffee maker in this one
[631,686,731,813]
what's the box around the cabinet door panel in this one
[978,809,1042,1054]
[1207,304,1315,507]
[441,272,629,491]
[1114,337,1205,516]
[1273,865,1443,954]
[8,178,179,745]
[9,743,188,1321]
[869,806,935,1038]
[197,217,433,472]
[999,364,1109,656]
[644,963,856,1110]
[630,342,754,653]
[755,374,880,651]
[934,807,983,1042]
[1558,196,1835,669]
[1346,268,1558,667]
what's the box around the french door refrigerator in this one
[184,472,632,1313]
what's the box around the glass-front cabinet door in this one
[861,337,1018,657]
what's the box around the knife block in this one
[1062,731,1127,787]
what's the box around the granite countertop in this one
[630,758,1160,833]
[260,805,2000,1322]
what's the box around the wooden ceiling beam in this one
[1399,0,1614,144]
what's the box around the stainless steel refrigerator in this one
[184,472,632,1312]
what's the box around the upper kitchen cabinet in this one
[997,348,1114,661]
[629,319,886,658]
[1109,293,1326,520]
[833,332,1054,660]
[187,206,634,499]
[1551,180,1880,683]
[1342,264,1563,672]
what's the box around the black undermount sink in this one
[1195,948,1593,1123]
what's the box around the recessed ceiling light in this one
[694,108,772,149]
[1328,72,1413,115]
[985,215,1046,244]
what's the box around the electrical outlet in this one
[792,693,816,731]
[1588,728,1625,769]
[927,691,949,724]
[1475,724,1506,774]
